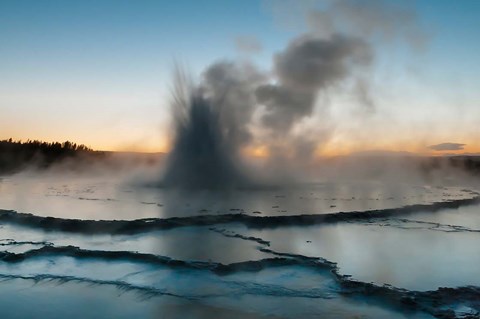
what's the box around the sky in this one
[0,0,479,155]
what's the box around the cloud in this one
[428,143,466,151]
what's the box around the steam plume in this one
[161,0,423,189]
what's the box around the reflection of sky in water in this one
[242,213,480,291]
[0,175,478,318]
[0,224,271,264]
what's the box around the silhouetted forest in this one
[0,139,105,174]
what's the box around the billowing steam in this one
[161,0,423,189]
[257,34,371,132]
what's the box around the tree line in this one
[0,138,104,173]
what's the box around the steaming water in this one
[0,175,473,219]
[0,174,479,318]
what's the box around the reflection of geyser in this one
[161,71,249,190]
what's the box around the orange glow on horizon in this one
[3,132,480,156]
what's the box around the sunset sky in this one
[1,0,479,155]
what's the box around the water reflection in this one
[243,218,480,291]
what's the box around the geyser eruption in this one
[162,89,243,189]
[161,35,372,189]
[161,64,260,189]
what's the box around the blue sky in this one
[0,0,479,153]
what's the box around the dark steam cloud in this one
[257,34,371,132]
[429,143,466,151]
[275,35,371,90]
